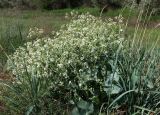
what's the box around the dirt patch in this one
[0,72,12,81]
[0,72,13,113]
[0,102,5,113]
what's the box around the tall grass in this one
[0,23,26,71]
[109,6,160,114]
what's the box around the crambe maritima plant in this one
[5,13,124,114]
[7,13,124,81]
[4,12,160,115]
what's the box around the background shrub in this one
[0,0,138,10]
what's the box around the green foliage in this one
[0,0,91,9]
[0,0,16,8]
[0,0,134,10]
[5,13,124,114]
[96,0,126,8]
[1,12,160,114]
[72,100,94,115]
[7,13,124,79]
[109,42,160,113]
[0,23,25,70]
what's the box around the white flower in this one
[7,13,124,80]
[57,64,63,68]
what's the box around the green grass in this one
[150,15,160,21]
[0,9,69,70]
[126,27,160,48]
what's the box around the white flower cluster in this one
[7,13,124,80]
[27,27,44,40]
